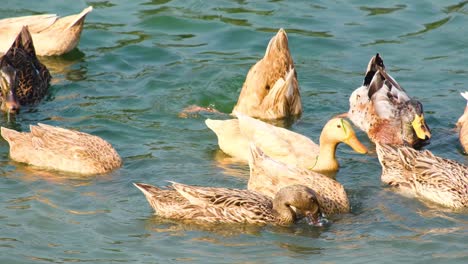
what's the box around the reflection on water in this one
[144,215,263,237]
[359,4,406,16]
[443,0,468,14]
[401,17,451,38]
[39,49,87,83]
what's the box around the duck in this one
[206,112,367,173]
[0,26,51,113]
[247,143,350,215]
[0,6,93,56]
[457,92,468,153]
[346,53,431,148]
[133,181,327,226]
[232,28,302,121]
[1,123,122,175]
[375,143,468,209]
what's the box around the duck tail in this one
[66,6,93,29]
[133,182,161,198]
[261,66,301,118]
[0,127,20,145]
[461,91,468,104]
[18,26,37,57]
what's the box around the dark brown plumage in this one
[0,26,51,111]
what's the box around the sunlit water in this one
[0,0,467,263]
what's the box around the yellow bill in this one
[412,114,431,140]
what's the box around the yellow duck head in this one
[320,118,368,154]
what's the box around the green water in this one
[0,0,467,263]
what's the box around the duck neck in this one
[311,136,339,172]
[272,192,297,226]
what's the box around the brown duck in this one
[134,181,327,226]
[0,26,51,113]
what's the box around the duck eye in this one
[337,125,341,128]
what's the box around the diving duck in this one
[376,143,468,209]
[232,28,302,121]
[206,112,367,173]
[133,181,327,226]
[0,6,93,56]
[1,123,122,175]
[457,92,468,153]
[346,53,431,148]
[0,26,51,113]
[247,143,350,215]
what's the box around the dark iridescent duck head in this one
[0,61,20,114]
[399,99,431,148]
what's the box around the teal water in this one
[0,0,467,263]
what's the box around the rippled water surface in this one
[0,0,467,263]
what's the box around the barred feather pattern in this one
[0,26,51,106]
[133,182,320,226]
[248,143,350,215]
[1,123,122,174]
[376,144,468,208]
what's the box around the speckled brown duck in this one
[1,123,122,175]
[247,143,351,215]
[376,143,468,209]
[0,26,51,113]
[134,181,327,226]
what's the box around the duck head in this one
[321,118,368,154]
[400,99,431,148]
[0,62,20,114]
[274,185,328,227]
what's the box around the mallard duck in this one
[1,123,122,175]
[457,92,468,153]
[206,112,367,173]
[0,6,93,56]
[0,26,51,112]
[375,143,468,209]
[232,28,302,121]
[346,53,431,148]
[247,144,350,215]
[133,181,327,226]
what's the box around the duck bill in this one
[305,212,329,227]
[2,91,20,114]
[412,114,431,140]
[344,135,368,154]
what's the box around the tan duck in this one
[1,123,122,175]
[206,112,367,173]
[376,143,468,209]
[0,6,93,56]
[0,26,51,113]
[457,92,468,153]
[247,144,350,215]
[232,28,302,121]
[346,53,431,148]
[134,181,327,226]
